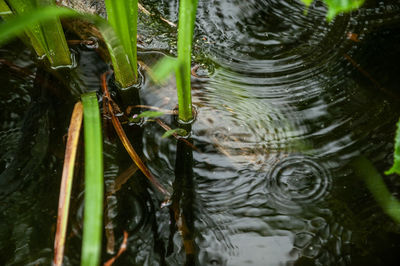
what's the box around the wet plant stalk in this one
[53,102,83,266]
[81,92,104,266]
[5,0,71,66]
[105,0,138,83]
[176,0,198,122]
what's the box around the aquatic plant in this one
[301,0,365,20]
[80,92,104,266]
[352,156,400,224]
[0,0,71,67]
[176,0,198,122]
[152,0,198,122]
[104,0,138,84]
[0,4,136,87]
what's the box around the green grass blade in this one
[96,19,136,87]
[0,6,136,87]
[151,56,180,83]
[81,92,103,266]
[176,0,198,122]
[351,156,400,224]
[0,0,12,17]
[0,6,76,46]
[36,0,71,66]
[386,118,400,176]
[5,0,48,57]
[105,0,138,81]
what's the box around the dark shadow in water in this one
[171,130,196,265]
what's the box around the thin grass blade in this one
[0,0,12,17]
[81,92,103,266]
[105,0,138,80]
[0,6,77,45]
[0,6,136,87]
[36,0,71,66]
[54,102,83,266]
[151,56,180,84]
[5,0,48,57]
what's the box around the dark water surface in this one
[1,0,400,265]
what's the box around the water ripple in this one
[266,155,332,213]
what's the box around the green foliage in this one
[351,156,400,224]
[162,128,187,138]
[386,118,400,176]
[4,0,71,66]
[0,0,12,17]
[151,56,180,84]
[300,0,365,20]
[176,0,198,122]
[81,92,103,266]
[104,0,138,83]
[0,5,135,87]
[136,111,164,118]
[129,111,164,123]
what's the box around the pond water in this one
[1,0,400,265]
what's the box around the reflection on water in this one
[1,0,400,265]
[140,0,400,265]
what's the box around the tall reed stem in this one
[176,0,198,122]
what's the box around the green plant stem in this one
[105,0,138,82]
[36,0,71,66]
[351,156,400,224]
[0,6,136,87]
[176,0,198,122]
[81,92,103,266]
[6,0,48,57]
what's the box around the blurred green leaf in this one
[0,6,77,46]
[300,0,365,20]
[386,118,400,176]
[81,92,103,266]
[151,56,180,84]
[351,156,400,224]
[129,111,164,123]
[162,128,187,138]
[136,111,164,118]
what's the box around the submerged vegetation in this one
[0,0,400,265]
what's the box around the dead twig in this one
[101,73,170,198]
[138,3,177,27]
[54,102,83,266]
[104,231,129,266]
[344,53,400,100]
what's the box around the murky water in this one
[1,0,400,265]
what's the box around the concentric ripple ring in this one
[267,155,331,211]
